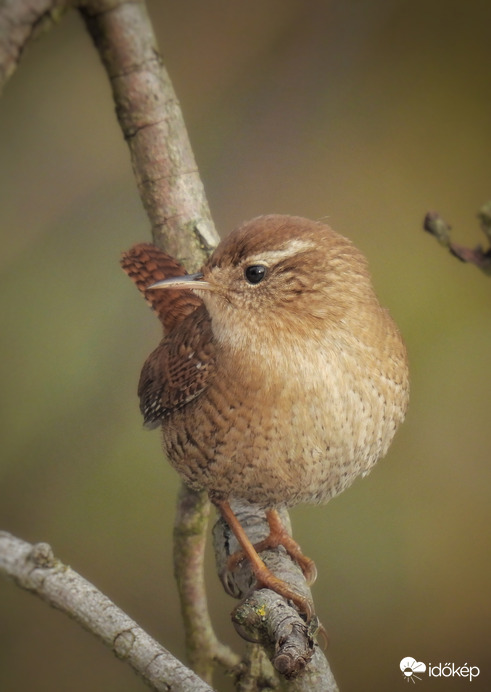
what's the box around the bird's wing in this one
[120,242,203,333]
[137,304,216,428]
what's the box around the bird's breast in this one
[162,329,408,507]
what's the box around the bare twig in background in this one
[0,531,213,692]
[423,201,491,275]
[173,486,241,682]
[0,0,338,689]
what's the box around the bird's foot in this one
[227,508,318,585]
[216,501,317,621]
[251,559,315,620]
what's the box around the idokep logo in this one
[400,657,480,683]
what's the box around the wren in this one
[121,214,409,617]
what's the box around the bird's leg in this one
[256,509,318,585]
[226,507,317,585]
[216,499,314,619]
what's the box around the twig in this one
[0,531,213,692]
[423,202,491,275]
[173,486,240,682]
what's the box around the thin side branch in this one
[173,486,240,682]
[423,202,491,275]
[0,531,213,692]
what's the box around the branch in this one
[80,0,218,268]
[0,532,213,692]
[79,0,232,680]
[173,486,240,681]
[79,2,335,686]
[423,202,491,275]
[0,0,71,96]
[214,505,338,691]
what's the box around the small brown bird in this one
[121,215,409,617]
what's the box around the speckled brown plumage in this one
[121,215,409,618]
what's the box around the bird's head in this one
[148,215,378,351]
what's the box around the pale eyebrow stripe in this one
[245,239,316,265]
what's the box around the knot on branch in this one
[113,629,136,659]
[233,593,316,678]
[27,541,56,569]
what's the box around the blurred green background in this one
[1,1,490,690]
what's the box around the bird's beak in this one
[147,273,213,290]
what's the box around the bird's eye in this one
[244,265,267,284]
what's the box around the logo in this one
[400,657,426,683]
[400,657,480,683]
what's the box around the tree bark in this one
[0,532,213,692]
